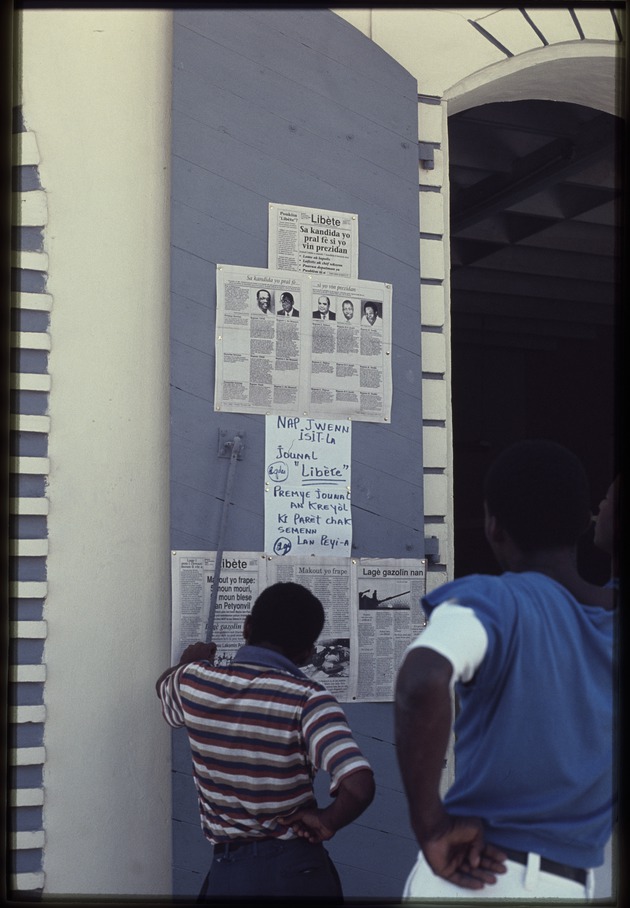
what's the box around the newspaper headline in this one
[268,203,359,277]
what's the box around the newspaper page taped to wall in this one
[169,552,266,667]
[214,264,392,422]
[264,415,352,557]
[354,558,428,702]
[268,203,358,277]
[171,552,426,702]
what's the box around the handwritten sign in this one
[264,416,352,557]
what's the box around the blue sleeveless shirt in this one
[422,571,615,868]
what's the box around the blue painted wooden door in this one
[170,9,423,898]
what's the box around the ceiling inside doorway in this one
[448,100,622,350]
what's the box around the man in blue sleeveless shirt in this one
[396,440,616,900]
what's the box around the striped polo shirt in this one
[159,645,371,844]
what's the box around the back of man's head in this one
[483,439,591,552]
[248,582,325,655]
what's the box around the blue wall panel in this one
[170,8,423,899]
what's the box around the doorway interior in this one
[448,100,622,581]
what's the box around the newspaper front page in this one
[169,552,265,667]
[355,558,428,702]
[214,265,392,423]
[268,203,358,277]
[171,552,426,702]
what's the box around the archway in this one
[448,96,621,580]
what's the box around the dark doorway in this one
[448,100,621,582]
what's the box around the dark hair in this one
[281,292,294,304]
[248,582,325,654]
[483,439,591,551]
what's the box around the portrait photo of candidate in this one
[312,295,336,320]
[340,299,355,323]
[255,288,273,314]
[361,300,382,326]
[277,291,299,316]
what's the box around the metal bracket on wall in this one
[424,536,440,563]
[218,429,246,459]
[418,142,436,170]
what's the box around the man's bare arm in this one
[395,647,506,889]
[395,647,454,841]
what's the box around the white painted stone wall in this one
[17,9,173,896]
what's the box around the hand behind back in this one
[277,805,335,844]
[422,815,507,889]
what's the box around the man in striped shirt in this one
[157,581,375,900]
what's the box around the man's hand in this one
[420,814,507,889]
[277,768,374,845]
[155,641,217,697]
[178,641,217,665]
[277,805,335,844]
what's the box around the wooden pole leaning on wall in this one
[205,431,245,643]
